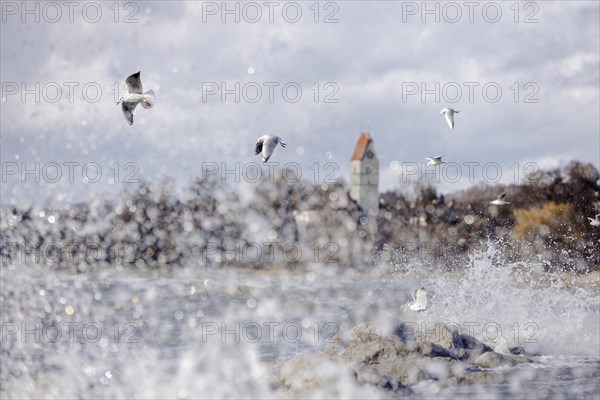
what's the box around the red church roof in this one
[351,132,373,161]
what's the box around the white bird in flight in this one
[117,71,155,125]
[409,287,428,311]
[255,135,286,162]
[440,108,460,130]
[490,193,510,206]
[588,214,600,226]
[425,155,446,166]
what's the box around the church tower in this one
[349,132,379,236]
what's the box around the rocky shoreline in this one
[278,323,536,398]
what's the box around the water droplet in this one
[247,298,257,309]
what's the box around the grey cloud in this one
[1,1,598,203]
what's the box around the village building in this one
[349,132,379,237]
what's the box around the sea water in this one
[1,250,599,399]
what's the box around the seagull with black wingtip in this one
[117,71,155,125]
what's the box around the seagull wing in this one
[277,137,286,148]
[125,71,143,94]
[121,101,138,125]
[409,289,418,310]
[262,138,278,162]
[416,289,427,309]
[255,139,264,155]
[445,111,454,129]
[498,193,507,201]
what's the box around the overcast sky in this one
[1,1,599,206]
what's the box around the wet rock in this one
[279,354,388,399]
[454,334,494,361]
[460,334,493,352]
[394,322,465,355]
[349,323,383,343]
[417,322,464,350]
[393,322,417,342]
[279,355,350,397]
[354,352,428,385]
[339,334,410,366]
[472,351,532,368]
[353,366,411,394]
[510,345,538,357]
[337,327,461,386]
[415,341,460,359]
[299,324,536,395]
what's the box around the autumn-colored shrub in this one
[512,202,573,243]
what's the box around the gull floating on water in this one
[117,71,155,125]
[409,287,428,311]
[490,193,510,206]
[588,214,600,226]
[440,108,460,130]
[426,155,446,166]
[255,135,286,162]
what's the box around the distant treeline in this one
[377,160,600,272]
[1,161,598,273]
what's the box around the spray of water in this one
[394,241,600,357]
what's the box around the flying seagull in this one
[255,135,286,162]
[440,108,460,130]
[588,214,600,226]
[409,287,428,311]
[425,155,446,166]
[490,193,510,206]
[117,71,155,125]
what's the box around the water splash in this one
[396,241,600,357]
